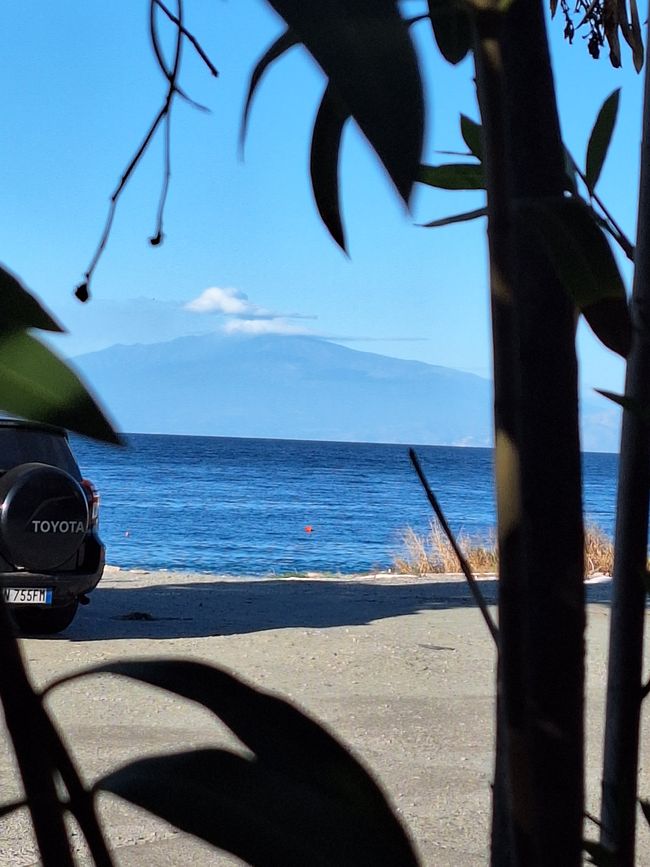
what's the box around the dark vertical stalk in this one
[0,599,74,866]
[600,22,650,864]
[472,13,529,865]
[500,0,585,862]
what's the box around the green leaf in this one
[0,332,119,443]
[240,29,300,154]
[519,196,631,357]
[583,839,619,866]
[596,390,650,424]
[418,163,485,190]
[310,84,349,251]
[427,0,472,65]
[0,265,63,334]
[265,1,424,203]
[420,207,487,228]
[97,749,417,866]
[460,115,483,162]
[586,90,620,192]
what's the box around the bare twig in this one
[153,0,219,77]
[77,0,216,299]
[408,448,499,643]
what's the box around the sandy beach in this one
[0,568,649,866]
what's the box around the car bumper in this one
[0,542,105,605]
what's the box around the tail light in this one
[81,479,100,527]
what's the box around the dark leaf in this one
[418,163,485,190]
[0,332,119,443]
[628,0,644,72]
[420,207,487,228]
[427,0,472,65]
[0,799,27,820]
[596,390,650,423]
[97,749,418,866]
[265,1,424,203]
[550,0,559,17]
[240,29,300,154]
[519,196,630,356]
[310,85,350,251]
[460,115,484,162]
[50,659,414,862]
[640,799,650,825]
[586,90,620,192]
[0,265,62,333]
[583,839,620,866]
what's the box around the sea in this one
[70,434,619,577]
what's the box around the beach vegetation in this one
[394,523,615,577]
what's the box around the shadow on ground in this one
[63,578,494,641]
[53,577,613,642]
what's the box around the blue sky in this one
[0,0,642,398]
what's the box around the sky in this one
[0,0,643,398]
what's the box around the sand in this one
[0,569,648,866]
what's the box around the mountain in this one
[72,333,619,451]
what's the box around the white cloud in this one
[184,287,272,319]
[223,319,313,336]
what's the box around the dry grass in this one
[394,522,613,577]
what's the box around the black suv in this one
[0,419,105,634]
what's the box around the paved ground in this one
[0,570,648,865]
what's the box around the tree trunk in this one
[473,12,529,864]
[600,24,650,863]
[500,0,586,862]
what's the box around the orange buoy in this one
[304,525,313,533]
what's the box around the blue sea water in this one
[70,434,619,576]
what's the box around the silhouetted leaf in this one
[0,332,119,443]
[420,207,487,228]
[427,0,472,65]
[583,839,620,866]
[240,29,300,153]
[520,197,631,357]
[0,266,62,333]
[97,749,418,866]
[0,799,27,820]
[419,163,485,190]
[310,84,349,251]
[596,390,650,423]
[265,1,424,203]
[586,90,620,192]
[51,659,416,864]
[460,115,483,162]
[628,0,644,72]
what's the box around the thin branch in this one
[77,0,216,298]
[571,158,636,261]
[408,448,499,643]
[585,810,604,828]
[151,109,172,245]
[153,0,219,76]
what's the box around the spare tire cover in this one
[0,463,89,571]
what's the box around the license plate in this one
[2,588,53,605]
